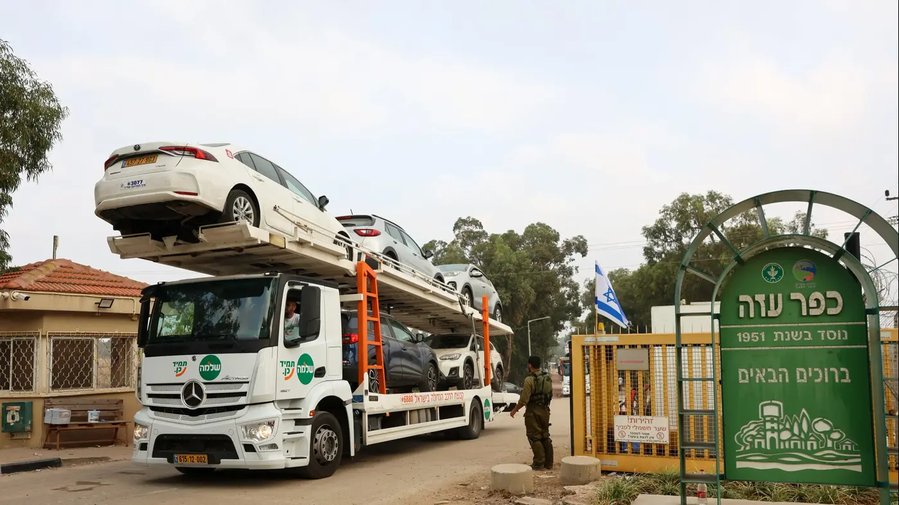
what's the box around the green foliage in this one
[424,217,587,381]
[573,192,829,330]
[594,476,641,505]
[0,39,68,270]
[593,474,881,505]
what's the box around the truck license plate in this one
[175,454,208,464]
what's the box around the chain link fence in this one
[47,332,137,391]
[0,332,38,393]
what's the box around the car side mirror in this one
[470,270,483,278]
[317,195,329,211]
[415,333,425,343]
[422,249,434,259]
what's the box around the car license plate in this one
[122,154,158,168]
[175,454,208,464]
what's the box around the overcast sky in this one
[2,1,897,290]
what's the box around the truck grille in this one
[145,381,250,416]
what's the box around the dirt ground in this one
[418,470,580,504]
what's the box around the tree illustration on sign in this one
[733,401,861,472]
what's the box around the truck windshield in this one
[149,278,275,345]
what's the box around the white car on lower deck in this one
[95,142,351,250]
[425,333,505,391]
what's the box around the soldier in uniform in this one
[509,355,554,470]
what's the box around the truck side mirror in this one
[137,286,157,348]
[300,286,322,337]
[317,195,329,211]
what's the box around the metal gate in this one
[570,330,898,482]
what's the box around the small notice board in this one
[614,415,669,444]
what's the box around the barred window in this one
[48,333,136,391]
[0,333,37,392]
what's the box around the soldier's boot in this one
[542,437,554,469]
[529,437,545,470]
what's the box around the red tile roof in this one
[0,259,147,297]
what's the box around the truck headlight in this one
[440,353,461,361]
[133,423,149,442]
[241,420,276,442]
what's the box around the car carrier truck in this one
[113,221,517,477]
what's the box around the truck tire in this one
[297,411,342,479]
[455,400,483,440]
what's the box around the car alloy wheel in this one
[368,368,380,393]
[426,363,438,392]
[231,196,255,223]
[461,287,473,308]
[221,189,260,227]
[462,362,474,389]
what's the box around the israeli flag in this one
[595,261,629,329]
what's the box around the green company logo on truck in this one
[296,354,314,385]
[199,355,222,380]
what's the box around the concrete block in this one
[490,463,534,495]
[514,498,553,505]
[559,455,601,485]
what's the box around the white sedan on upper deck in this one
[95,142,351,250]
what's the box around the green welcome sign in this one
[720,247,875,486]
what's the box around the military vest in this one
[529,371,553,407]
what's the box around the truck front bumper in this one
[132,404,307,470]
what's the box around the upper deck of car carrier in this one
[108,220,513,336]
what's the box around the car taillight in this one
[353,229,380,237]
[343,333,359,344]
[104,154,120,171]
[159,145,219,162]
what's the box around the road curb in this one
[0,458,62,475]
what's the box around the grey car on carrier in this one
[341,310,440,393]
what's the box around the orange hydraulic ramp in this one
[356,261,387,394]
[482,295,492,388]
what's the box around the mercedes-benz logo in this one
[181,380,206,409]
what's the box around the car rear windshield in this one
[426,334,471,348]
[338,215,374,227]
[341,312,376,334]
[438,264,468,272]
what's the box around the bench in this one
[43,398,129,450]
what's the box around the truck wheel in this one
[462,361,474,390]
[175,467,216,476]
[456,401,483,440]
[298,411,342,479]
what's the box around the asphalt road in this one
[0,384,570,505]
